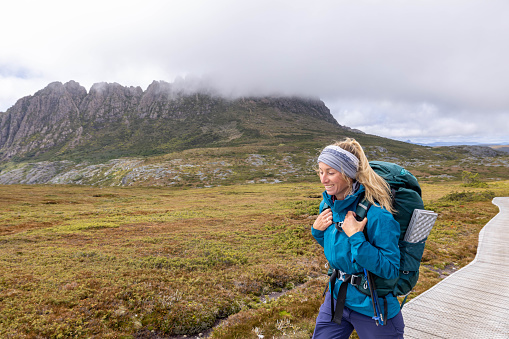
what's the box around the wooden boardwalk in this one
[402,197,509,338]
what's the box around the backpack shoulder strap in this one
[355,195,372,223]
[354,195,386,324]
[355,193,372,240]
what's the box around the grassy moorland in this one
[0,179,508,338]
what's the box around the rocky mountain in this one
[1,80,507,187]
[0,80,347,162]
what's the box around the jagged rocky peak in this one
[89,82,143,98]
[9,81,82,122]
[144,79,219,100]
[139,80,226,119]
[19,81,88,111]
[145,80,173,96]
[34,81,67,96]
[63,80,88,102]
[31,81,85,100]
[0,81,87,160]
[80,82,143,122]
[0,79,347,161]
[140,81,174,108]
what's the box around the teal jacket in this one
[311,185,402,319]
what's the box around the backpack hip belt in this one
[325,269,365,325]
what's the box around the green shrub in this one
[440,190,495,203]
[461,171,488,188]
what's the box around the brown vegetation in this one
[0,180,507,338]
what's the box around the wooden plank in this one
[435,281,509,303]
[404,313,498,338]
[414,290,509,314]
[402,197,509,338]
[404,303,509,337]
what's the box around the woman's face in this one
[318,162,350,200]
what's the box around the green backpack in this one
[323,161,432,325]
[354,161,426,302]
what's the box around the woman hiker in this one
[311,138,404,338]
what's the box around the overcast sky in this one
[1,0,508,144]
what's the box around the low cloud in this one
[1,0,508,143]
[328,98,507,143]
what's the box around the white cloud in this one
[328,98,507,144]
[1,0,508,143]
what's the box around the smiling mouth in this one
[324,185,334,190]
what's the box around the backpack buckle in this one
[350,274,362,286]
[337,270,346,281]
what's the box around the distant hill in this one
[491,145,509,153]
[414,141,509,148]
[415,141,483,147]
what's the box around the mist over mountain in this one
[0,80,351,162]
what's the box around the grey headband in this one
[317,145,359,179]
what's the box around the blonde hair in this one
[333,138,395,214]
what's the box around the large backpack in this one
[354,161,426,302]
[323,161,432,325]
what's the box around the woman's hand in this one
[342,211,368,237]
[313,209,333,231]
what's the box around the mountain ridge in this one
[1,80,508,187]
[0,80,350,162]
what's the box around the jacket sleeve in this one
[311,199,326,248]
[347,208,400,280]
